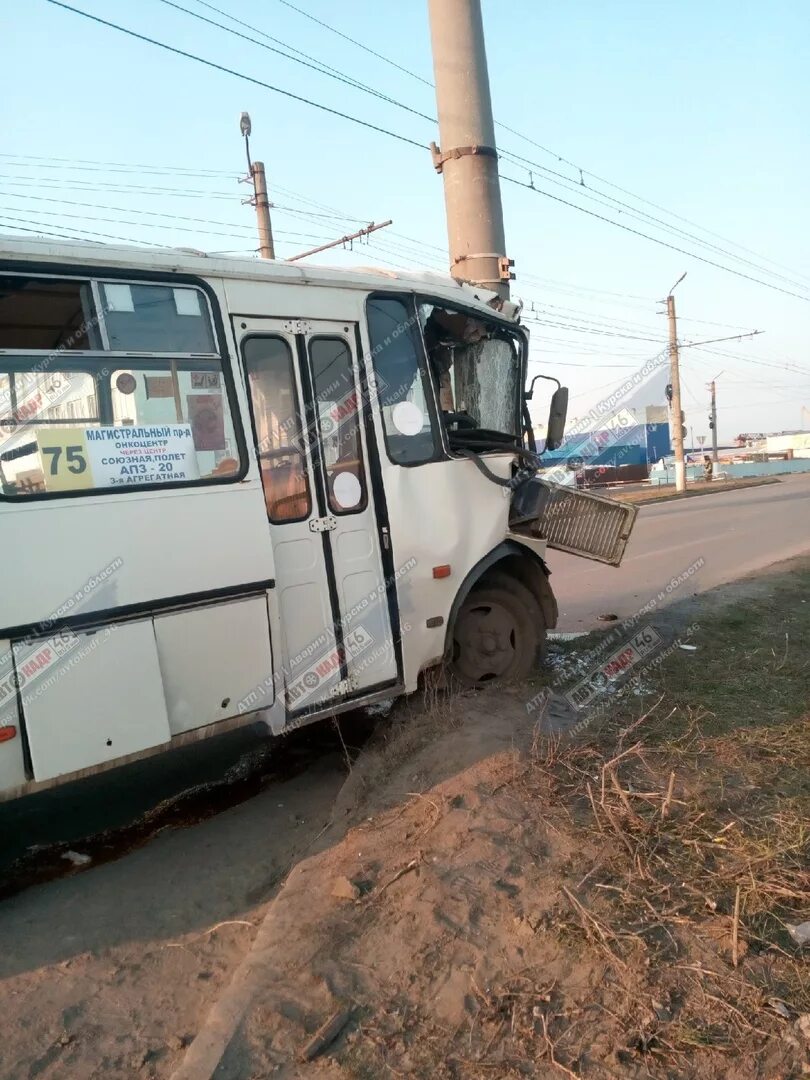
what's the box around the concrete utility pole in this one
[251,162,275,260]
[666,273,687,492]
[427,0,512,299]
[239,111,275,260]
[709,380,719,463]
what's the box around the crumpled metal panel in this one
[511,478,638,567]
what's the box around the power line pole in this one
[709,380,719,463]
[251,161,275,260]
[666,273,687,492]
[427,0,513,299]
[239,111,275,260]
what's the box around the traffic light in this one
[708,414,714,430]
[665,383,673,403]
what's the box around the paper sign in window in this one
[187,394,226,451]
[173,288,202,317]
[103,283,135,313]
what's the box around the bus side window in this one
[243,336,311,523]
[309,337,367,515]
[366,296,440,465]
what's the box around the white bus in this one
[0,239,635,801]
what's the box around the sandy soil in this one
[1,561,808,1080]
[0,755,347,1079]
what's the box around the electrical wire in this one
[179,0,810,293]
[37,2,810,306]
[44,0,428,150]
[0,206,338,243]
[0,151,234,176]
[0,173,242,198]
[0,214,173,246]
[265,0,810,290]
[500,147,810,292]
[270,0,434,86]
[501,173,810,304]
[155,0,436,124]
[0,191,257,230]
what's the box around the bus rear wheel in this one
[450,574,544,687]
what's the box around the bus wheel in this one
[451,574,543,687]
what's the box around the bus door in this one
[237,318,399,714]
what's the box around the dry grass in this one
[513,568,810,1076]
[514,709,810,1074]
[319,569,810,1080]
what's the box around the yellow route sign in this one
[35,428,92,492]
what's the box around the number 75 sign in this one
[36,428,90,492]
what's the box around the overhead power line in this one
[501,173,810,304]
[155,0,435,123]
[0,190,256,230]
[167,0,810,294]
[500,148,810,293]
[29,2,810,307]
[266,0,810,290]
[44,0,427,150]
[0,152,234,176]
[0,206,336,244]
[0,188,367,229]
[270,0,434,86]
[0,173,242,198]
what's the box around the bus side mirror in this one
[545,387,568,451]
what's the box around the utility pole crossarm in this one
[285,220,393,263]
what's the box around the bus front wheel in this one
[450,573,544,687]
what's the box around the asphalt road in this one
[549,472,810,630]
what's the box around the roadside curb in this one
[622,476,781,506]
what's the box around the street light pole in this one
[666,273,687,493]
[239,111,275,260]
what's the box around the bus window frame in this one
[415,293,528,451]
[307,332,369,518]
[0,262,249,502]
[241,331,313,527]
[364,291,444,469]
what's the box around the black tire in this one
[450,572,544,687]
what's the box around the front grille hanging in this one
[515,479,638,566]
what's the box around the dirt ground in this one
[1,560,808,1080]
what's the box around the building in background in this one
[536,364,673,487]
[764,431,810,458]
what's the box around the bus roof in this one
[0,235,519,322]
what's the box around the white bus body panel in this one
[0,483,274,629]
[0,241,546,797]
[380,456,517,689]
[15,620,171,781]
[154,597,274,735]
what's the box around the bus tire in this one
[450,572,544,687]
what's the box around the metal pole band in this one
[430,141,499,173]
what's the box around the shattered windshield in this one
[419,303,522,439]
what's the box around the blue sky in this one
[3,0,809,443]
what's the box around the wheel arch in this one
[443,541,558,660]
